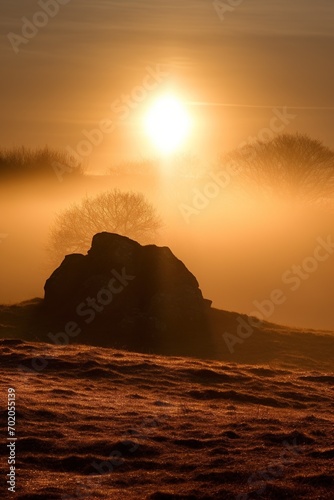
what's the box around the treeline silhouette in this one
[0,146,83,180]
[2,134,334,202]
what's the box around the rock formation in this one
[43,233,213,357]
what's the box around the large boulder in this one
[43,233,213,356]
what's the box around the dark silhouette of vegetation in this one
[108,157,159,177]
[47,189,162,265]
[220,134,334,202]
[0,146,83,180]
[107,153,205,179]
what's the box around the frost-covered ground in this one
[0,338,333,499]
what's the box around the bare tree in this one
[47,190,162,266]
[220,134,334,202]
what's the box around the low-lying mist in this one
[1,135,333,331]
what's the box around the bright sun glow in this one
[144,95,191,155]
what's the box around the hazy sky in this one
[1,1,334,331]
[1,0,334,168]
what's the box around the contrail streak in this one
[187,101,334,111]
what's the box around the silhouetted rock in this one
[43,233,213,356]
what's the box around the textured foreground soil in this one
[0,339,333,499]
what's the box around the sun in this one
[144,95,191,155]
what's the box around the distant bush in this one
[107,157,159,177]
[107,153,206,179]
[219,134,334,202]
[0,146,84,180]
